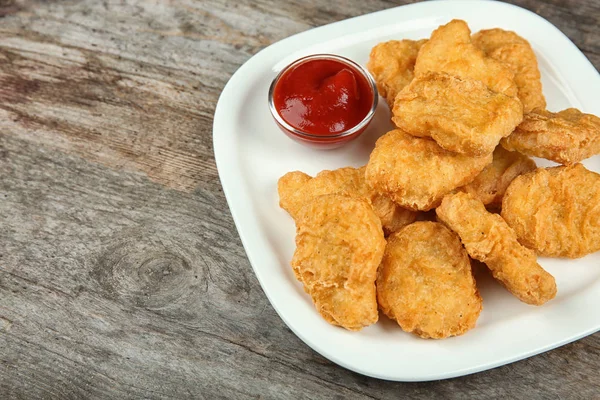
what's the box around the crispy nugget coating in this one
[472,28,545,113]
[393,72,523,156]
[414,20,517,97]
[369,192,417,235]
[501,108,600,165]
[278,171,312,215]
[278,168,361,218]
[501,164,600,258]
[367,39,427,106]
[278,167,417,235]
[365,129,492,211]
[436,192,556,305]
[292,194,386,330]
[459,146,536,206]
[377,221,482,339]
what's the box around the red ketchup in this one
[271,56,375,147]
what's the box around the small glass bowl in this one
[268,54,378,150]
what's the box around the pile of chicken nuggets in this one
[278,20,600,339]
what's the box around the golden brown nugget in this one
[278,167,417,235]
[292,194,386,330]
[459,146,537,206]
[501,108,600,165]
[377,221,482,339]
[436,192,557,305]
[393,72,523,156]
[414,20,517,97]
[367,39,427,106]
[278,168,361,218]
[277,171,312,214]
[502,164,600,258]
[365,129,492,211]
[472,28,545,113]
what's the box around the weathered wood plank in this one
[0,134,382,399]
[1,0,599,398]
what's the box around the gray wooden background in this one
[1,0,599,398]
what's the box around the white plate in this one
[213,0,600,381]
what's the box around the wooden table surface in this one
[1,0,599,398]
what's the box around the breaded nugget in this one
[292,194,386,330]
[501,108,600,165]
[278,171,312,214]
[472,28,545,113]
[393,72,523,156]
[278,168,361,218]
[365,129,492,211]
[459,146,536,206]
[502,164,600,258]
[367,39,427,106]
[436,192,556,305]
[414,19,517,97]
[278,167,417,235]
[377,221,482,339]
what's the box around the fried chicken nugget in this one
[278,168,361,218]
[472,28,545,113]
[365,129,493,211]
[414,19,517,97]
[436,192,556,305]
[278,167,417,235]
[501,108,600,165]
[292,194,386,330]
[367,39,427,106]
[377,221,482,339]
[277,171,312,212]
[393,72,523,156]
[501,164,600,258]
[459,146,536,206]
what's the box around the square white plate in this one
[213,0,600,381]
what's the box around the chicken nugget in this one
[414,19,517,97]
[459,146,537,206]
[472,28,545,113]
[367,39,427,106]
[278,167,417,235]
[365,129,492,211]
[393,72,523,156]
[278,168,361,218]
[436,192,556,305]
[377,221,482,339]
[292,194,386,330]
[501,164,600,258]
[501,108,600,165]
[277,171,312,214]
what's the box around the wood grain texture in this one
[0,0,599,398]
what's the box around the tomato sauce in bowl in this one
[268,54,378,149]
